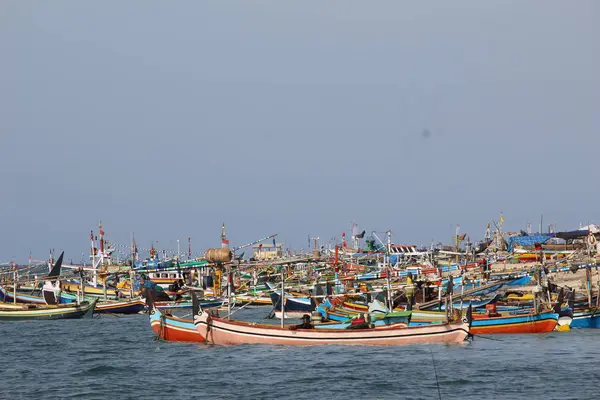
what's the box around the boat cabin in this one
[252,243,283,260]
[148,271,185,288]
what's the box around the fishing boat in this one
[0,298,97,321]
[470,304,558,334]
[193,308,468,345]
[58,291,146,314]
[95,298,146,314]
[269,291,315,319]
[317,307,413,328]
[233,293,272,306]
[151,298,225,311]
[60,281,120,299]
[420,294,498,311]
[0,285,66,305]
[150,306,204,342]
[341,299,448,323]
[313,316,410,330]
[570,310,600,329]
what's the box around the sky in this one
[1,1,599,262]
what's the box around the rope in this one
[472,335,504,342]
[430,347,442,400]
[155,314,165,341]
[204,314,212,344]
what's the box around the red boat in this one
[470,304,558,334]
[150,306,204,342]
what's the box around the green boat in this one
[0,298,97,321]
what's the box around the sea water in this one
[1,306,598,400]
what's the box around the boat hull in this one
[571,311,600,328]
[96,299,146,314]
[0,299,96,321]
[470,311,558,334]
[194,311,469,346]
[150,308,204,342]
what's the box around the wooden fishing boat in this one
[60,281,120,298]
[511,250,573,262]
[58,291,146,314]
[470,308,558,334]
[150,297,226,311]
[314,319,408,330]
[95,298,146,314]
[193,309,469,346]
[421,295,498,311]
[0,286,56,304]
[269,291,315,319]
[0,298,97,321]
[150,307,204,342]
[341,299,448,323]
[233,293,272,306]
[570,309,600,329]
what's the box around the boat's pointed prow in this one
[192,289,202,318]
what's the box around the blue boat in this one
[316,302,412,328]
[269,291,315,318]
[0,286,77,305]
[471,310,559,334]
[421,294,498,311]
[571,310,600,328]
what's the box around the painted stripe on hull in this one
[151,321,204,342]
[571,312,600,329]
[149,308,204,342]
[96,301,145,314]
[194,312,469,346]
[471,315,558,334]
[0,300,96,321]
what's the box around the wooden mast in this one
[280,263,285,328]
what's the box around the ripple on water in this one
[1,309,600,399]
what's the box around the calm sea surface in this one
[1,306,599,400]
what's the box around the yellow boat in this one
[506,293,534,301]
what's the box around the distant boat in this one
[0,298,97,321]
[94,298,145,314]
[58,292,145,314]
[269,291,315,319]
[0,285,71,305]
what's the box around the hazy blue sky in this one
[1,1,599,262]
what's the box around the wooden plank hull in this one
[60,281,119,297]
[0,299,97,321]
[95,299,145,314]
[341,301,447,322]
[150,308,204,342]
[194,311,469,346]
[0,286,49,304]
[470,311,558,334]
[571,310,600,328]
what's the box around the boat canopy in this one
[507,234,553,253]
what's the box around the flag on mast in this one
[221,223,229,247]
